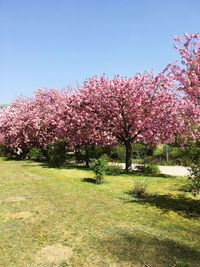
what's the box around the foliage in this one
[172,33,200,104]
[188,165,200,195]
[132,142,155,159]
[131,179,148,197]
[0,144,16,159]
[0,144,4,157]
[106,164,123,176]
[47,140,67,167]
[145,164,161,175]
[135,165,146,172]
[135,164,160,175]
[107,145,126,162]
[27,147,44,162]
[90,155,108,184]
[59,260,69,267]
[0,89,71,150]
[141,143,195,166]
[83,145,108,166]
[72,73,187,172]
[181,142,200,195]
[0,32,200,173]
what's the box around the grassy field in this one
[0,157,200,267]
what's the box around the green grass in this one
[0,157,200,266]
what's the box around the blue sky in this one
[1,0,200,104]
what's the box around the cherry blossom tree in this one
[169,33,200,141]
[72,72,189,172]
[0,88,71,151]
[171,32,200,103]
[67,92,115,166]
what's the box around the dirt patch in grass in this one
[6,211,32,220]
[35,243,73,265]
[4,196,26,202]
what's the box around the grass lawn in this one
[0,157,200,266]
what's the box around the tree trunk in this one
[74,148,81,163]
[125,140,132,173]
[85,146,90,168]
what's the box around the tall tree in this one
[171,32,200,103]
[73,72,186,172]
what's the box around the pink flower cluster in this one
[171,33,200,103]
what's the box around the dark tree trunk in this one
[125,140,132,173]
[85,146,90,168]
[74,148,81,163]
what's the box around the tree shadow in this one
[17,160,174,178]
[125,191,200,218]
[95,230,200,266]
[178,183,194,193]
[21,161,89,171]
[126,170,174,178]
[81,177,97,184]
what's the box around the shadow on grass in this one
[125,191,200,218]
[126,170,174,178]
[4,156,21,161]
[81,177,97,184]
[178,183,194,193]
[18,160,174,178]
[96,230,200,266]
[21,161,89,171]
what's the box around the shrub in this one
[28,147,43,161]
[135,164,160,175]
[0,144,17,159]
[47,140,67,167]
[188,165,200,195]
[145,164,161,175]
[0,144,5,157]
[132,142,154,159]
[108,145,126,162]
[76,145,110,166]
[106,164,123,176]
[132,179,148,197]
[90,155,108,184]
[135,164,146,172]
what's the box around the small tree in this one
[90,155,108,184]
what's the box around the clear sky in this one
[1,0,200,104]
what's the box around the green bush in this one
[47,140,67,168]
[135,165,146,172]
[153,147,164,157]
[75,145,110,166]
[0,144,4,157]
[28,147,43,162]
[108,145,126,162]
[135,164,160,175]
[188,166,200,195]
[145,164,161,175]
[106,164,123,176]
[131,179,148,197]
[132,142,155,159]
[0,144,16,159]
[178,142,200,166]
[90,155,108,184]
